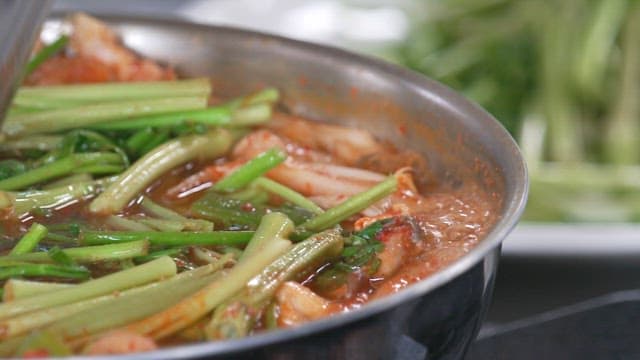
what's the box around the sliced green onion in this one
[48,262,226,345]
[134,248,185,264]
[3,97,208,137]
[1,263,222,341]
[239,212,294,262]
[10,223,48,255]
[14,330,71,357]
[0,264,89,281]
[0,153,121,191]
[15,78,211,104]
[7,177,115,216]
[125,128,156,156]
[24,35,69,76]
[90,106,233,130]
[3,280,73,302]
[104,216,154,232]
[123,216,293,339]
[0,256,176,320]
[81,231,253,247]
[90,129,232,214]
[207,227,343,339]
[0,240,150,264]
[0,135,62,152]
[213,148,287,193]
[298,175,398,234]
[42,173,92,190]
[253,177,324,214]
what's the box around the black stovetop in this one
[468,256,640,360]
[470,289,640,359]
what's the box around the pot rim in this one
[46,13,529,360]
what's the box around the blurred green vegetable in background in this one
[394,0,640,222]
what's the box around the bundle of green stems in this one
[396,0,640,222]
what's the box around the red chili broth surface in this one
[0,124,498,307]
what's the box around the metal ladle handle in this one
[0,0,52,124]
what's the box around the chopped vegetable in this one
[297,175,397,235]
[3,280,74,302]
[253,177,324,215]
[213,148,287,193]
[207,227,343,339]
[24,35,70,77]
[0,241,150,264]
[10,223,48,255]
[14,330,71,357]
[0,153,122,191]
[314,220,388,291]
[123,214,294,339]
[90,88,278,131]
[81,231,253,247]
[21,262,225,343]
[90,129,232,214]
[0,256,176,320]
[0,264,89,281]
[3,97,208,137]
[2,176,114,216]
[192,192,314,230]
[14,78,211,106]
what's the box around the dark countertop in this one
[468,255,640,360]
[485,255,640,325]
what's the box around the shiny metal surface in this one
[0,0,52,122]
[43,15,527,360]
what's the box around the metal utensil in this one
[0,0,52,123]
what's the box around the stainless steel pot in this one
[47,14,527,360]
